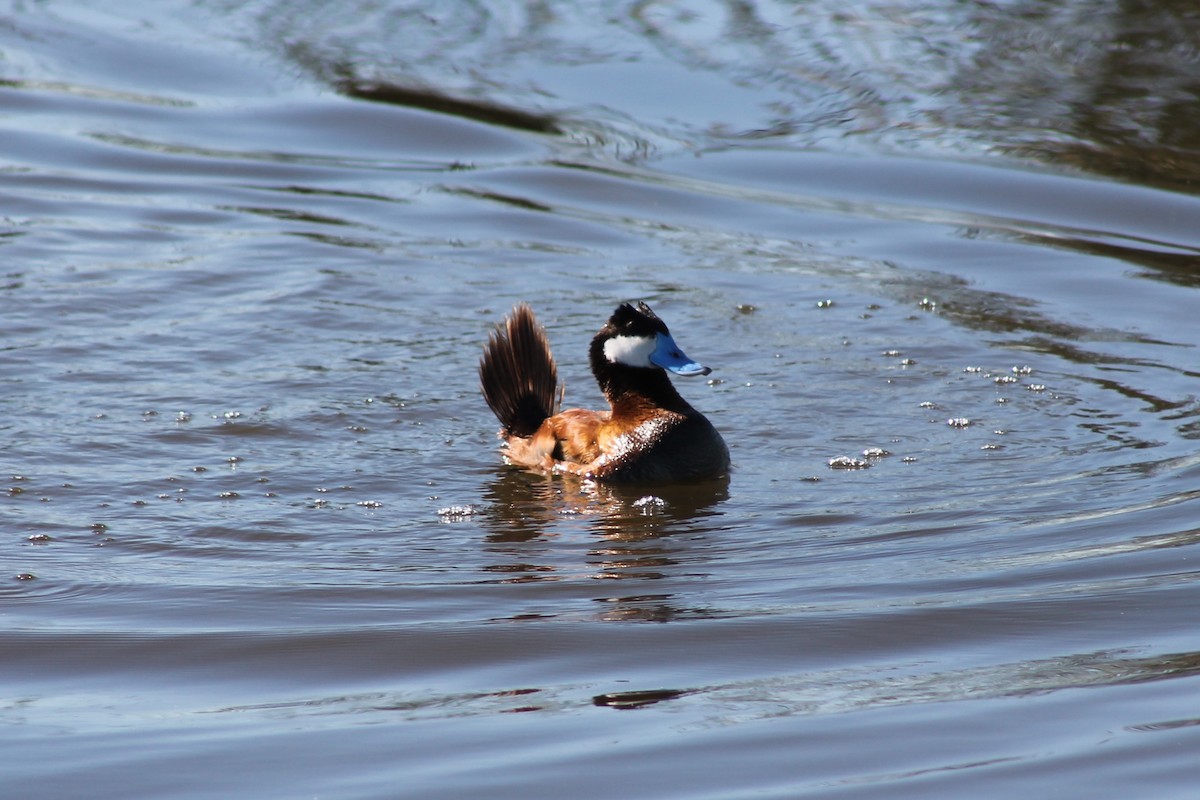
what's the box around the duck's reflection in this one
[478,467,730,621]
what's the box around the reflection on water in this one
[200,0,1200,188]
[481,467,730,543]
[478,469,731,621]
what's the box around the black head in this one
[604,302,670,339]
[591,301,711,378]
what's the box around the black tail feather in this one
[480,304,559,437]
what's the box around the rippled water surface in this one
[5,2,1200,797]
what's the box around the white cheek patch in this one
[603,335,656,367]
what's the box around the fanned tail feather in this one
[480,304,559,437]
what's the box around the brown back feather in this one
[479,304,559,437]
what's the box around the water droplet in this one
[633,495,667,514]
[828,456,871,469]
[437,505,480,520]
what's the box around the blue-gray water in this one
[4,2,1200,797]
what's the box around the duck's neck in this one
[589,341,694,416]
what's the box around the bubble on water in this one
[816,299,835,308]
[222,411,242,420]
[882,349,902,357]
[900,358,916,366]
[357,500,383,510]
[947,417,971,428]
[919,401,938,409]
[1012,365,1033,375]
[176,411,192,423]
[1027,384,1046,392]
[27,534,51,543]
[862,447,891,458]
[918,297,937,310]
[981,443,1004,450]
[736,304,757,314]
[633,495,667,514]
[963,366,983,373]
[901,456,918,463]
[994,375,1018,384]
[218,491,240,499]
[828,456,871,470]
[15,573,36,581]
[438,504,480,520]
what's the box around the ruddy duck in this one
[479,302,730,482]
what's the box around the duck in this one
[479,301,730,482]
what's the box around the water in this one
[4,1,1200,797]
